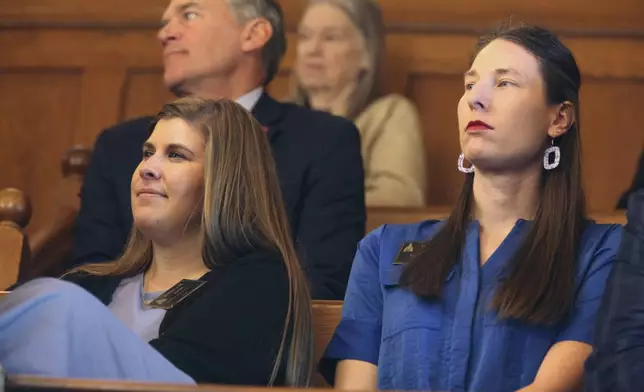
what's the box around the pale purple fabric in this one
[108,274,165,343]
[0,278,194,383]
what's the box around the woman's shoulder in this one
[369,219,443,239]
[359,220,444,266]
[360,94,418,118]
[580,222,623,252]
[215,249,289,284]
[61,270,118,286]
[575,222,623,273]
[58,271,123,304]
[198,250,291,311]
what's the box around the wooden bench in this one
[366,206,627,233]
[311,300,342,387]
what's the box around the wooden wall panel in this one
[3,0,643,34]
[1,0,643,238]
[580,80,644,210]
[278,0,644,35]
[266,72,293,102]
[0,71,81,234]
[408,75,464,206]
[122,70,173,120]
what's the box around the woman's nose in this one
[139,162,161,181]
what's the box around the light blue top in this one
[108,274,165,342]
[320,219,622,392]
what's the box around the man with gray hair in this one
[71,0,366,300]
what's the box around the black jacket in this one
[64,250,291,385]
[71,93,366,299]
[584,190,644,391]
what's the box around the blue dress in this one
[320,219,622,392]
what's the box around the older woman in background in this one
[291,0,427,207]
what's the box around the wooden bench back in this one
[367,206,627,233]
[311,300,342,387]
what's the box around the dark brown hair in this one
[400,25,587,325]
[69,97,313,385]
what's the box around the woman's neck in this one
[472,167,541,231]
[145,234,208,292]
[307,83,356,117]
[472,167,541,265]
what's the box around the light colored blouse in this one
[354,94,427,207]
[108,274,165,342]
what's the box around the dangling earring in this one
[458,153,475,173]
[543,139,561,170]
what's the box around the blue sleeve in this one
[556,224,622,344]
[318,226,385,384]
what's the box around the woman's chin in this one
[132,215,162,235]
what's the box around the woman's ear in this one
[548,101,575,138]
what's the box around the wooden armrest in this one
[0,188,32,289]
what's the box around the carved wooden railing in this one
[0,146,92,282]
[0,188,31,289]
[21,145,92,280]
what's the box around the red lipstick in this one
[466,120,494,132]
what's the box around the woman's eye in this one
[168,151,186,160]
[498,80,516,87]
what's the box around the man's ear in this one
[548,101,575,138]
[240,18,273,53]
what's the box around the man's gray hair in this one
[228,0,286,86]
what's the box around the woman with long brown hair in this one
[0,97,313,386]
[319,25,622,392]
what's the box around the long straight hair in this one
[68,97,313,386]
[400,25,587,325]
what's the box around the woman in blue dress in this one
[319,25,622,392]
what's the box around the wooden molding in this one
[2,0,644,38]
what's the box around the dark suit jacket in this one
[71,93,366,299]
[584,190,644,392]
[617,151,644,209]
[64,250,290,385]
